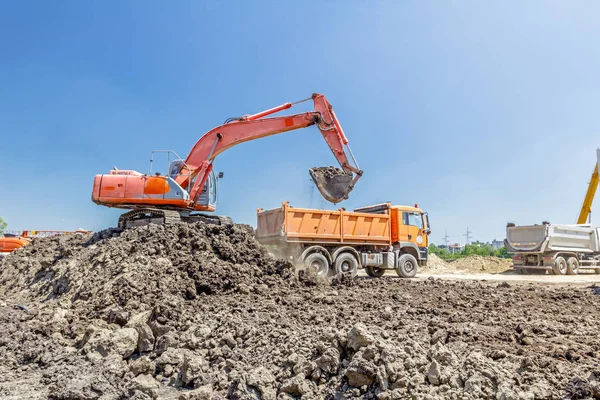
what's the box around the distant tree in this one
[0,217,6,235]
[494,247,511,259]
[428,243,450,257]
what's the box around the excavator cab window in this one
[196,171,218,207]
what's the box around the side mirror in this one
[218,172,224,179]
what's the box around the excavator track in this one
[117,208,233,229]
[182,214,233,226]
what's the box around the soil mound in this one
[422,253,448,271]
[0,223,298,314]
[448,255,512,274]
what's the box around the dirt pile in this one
[447,255,512,274]
[0,224,599,399]
[0,223,299,310]
[422,253,448,271]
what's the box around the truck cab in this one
[353,203,431,266]
[391,205,431,263]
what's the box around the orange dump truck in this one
[256,201,430,278]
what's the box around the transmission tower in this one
[464,227,472,244]
[443,231,450,247]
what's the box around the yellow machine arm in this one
[576,149,600,224]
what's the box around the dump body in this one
[506,224,597,253]
[256,202,391,245]
[256,202,430,279]
[505,223,600,274]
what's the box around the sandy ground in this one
[358,269,600,286]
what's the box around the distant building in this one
[449,243,464,254]
[491,239,504,250]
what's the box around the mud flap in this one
[309,167,354,204]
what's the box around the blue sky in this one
[1,1,599,244]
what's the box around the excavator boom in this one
[92,93,362,228]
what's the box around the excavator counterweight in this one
[92,93,363,228]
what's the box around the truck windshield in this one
[404,212,423,229]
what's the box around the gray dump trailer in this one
[505,222,600,275]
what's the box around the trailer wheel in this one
[566,257,579,275]
[334,253,359,278]
[552,256,567,275]
[303,253,330,277]
[396,254,418,278]
[365,267,385,278]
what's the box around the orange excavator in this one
[0,230,91,254]
[92,93,363,229]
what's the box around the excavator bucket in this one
[309,167,354,204]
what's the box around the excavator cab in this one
[168,159,218,209]
[196,170,218,209]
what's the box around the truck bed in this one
[256,202,391,245]
[506,223,599,253]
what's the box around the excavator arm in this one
[175,93,362,205]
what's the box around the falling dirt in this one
[1,224,599,399]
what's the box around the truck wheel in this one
[303,253,330,277]
[334,253,359,278]
[365,267,385,278]
[566,257,579,275]
[552,256,567,275]
[396,254,418,278]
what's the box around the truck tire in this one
[303,253,330,277]
[552,256,567,275]
[566,257,579,275]
[396,254,418,278]
[365,267,385,278]
[334,253,359,278]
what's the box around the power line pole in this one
[464,227,472,245]
[443,231,450,247]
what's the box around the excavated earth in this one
[1,223,600,400]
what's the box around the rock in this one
[293,359,315,378]
[178,385,213,400]
[346,357,376,387]
[130,374,159,399]
[247,366,276,400]
[347,323,376,351]
[126,311,155,353]
[315,347,340,374]
[155,333,178,355]
[427,360,441,385]
[130,357,155,376]
[430,329,448,345]
[84,327,138,359]
[108,309,130,326]
[280,374,311,397]
[181,353,208,387]
[156,347,193,373]
[428,342,456,366]
[181,324,212,350]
